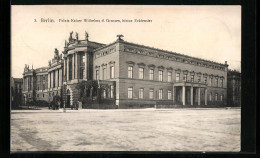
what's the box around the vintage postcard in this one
[11,5,241,151]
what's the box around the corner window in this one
[110,66,114,79]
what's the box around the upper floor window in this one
[96,70,99,80]
[149,89,154,99]
[139,68,144,79]
[102,68,106,80]
[220,79,224,87]
[183,74,187,82]
[215,78,218,87]
[198,76,201,83]
[139,88,144,99]
[159,89,163,99]
[149,69,154,80]
[110,66,114,79]
[204,77,207,84]
[159,70,163,81]
[128,87,133,99]
[128,66,133,78]
[191,75,194,82]
[210,77,213,86]
[167,72,172,82]
[176,73,180,82]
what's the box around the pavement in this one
[11,108,241,151]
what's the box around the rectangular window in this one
[149,89,154,99]
[149,69,154,80]
[198,76,201,83]
[209,92,212,101]
[204,77,207,84]
[210,78,213,86]
[102,68,106,80]
[128,66,133,78]
[221,79,224,87]
[139,68,144,79]
[183,74,187,82]
[128,87,133,99]
[103,89,106,98]
[220,94,223,101]
[191,75,194,82]
[215,93,218,101]
[159,89,163,99]
[215,78,218,87]
[176,73,180,82]
[167,72,172,82]
[110,66,114,78]
[168,90,172,100]
[96,70,99,80]
[110,85,114,98]
[43,94,44,98]
[159,70,163,81]
[139,88,144,99]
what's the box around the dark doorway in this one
[66,95,70,108]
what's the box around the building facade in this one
[11,77,23,108]
[22,32,229,108]
[227,70,241,107]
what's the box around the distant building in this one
[11,77,23,108]
[22,32,229,108]
[227,70,241,106]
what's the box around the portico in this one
[173,82,208,106]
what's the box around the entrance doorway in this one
[66,89,71,108]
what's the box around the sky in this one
[11,5,241,78]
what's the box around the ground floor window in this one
[215,93,218,101]
[103,89,106,98]
[128,87,133,99]
[139,88,144,99]
[159,89,163,99]
[220,94,223,101]
[209,92,212,101]
[168,90,172,99]
[149,89,154,99]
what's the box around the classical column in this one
[48,73,50,89]
[84,51,88,79]
[67,56,69,81]
[172,86,175,104]
[182,86,185,106]
[75,52,78,79]
[72,53,74,80]
[205,88,208,105]
[191,86,193,106]
[198,87,201,105]
[64,57,67,82]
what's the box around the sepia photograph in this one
[11,5,241,152]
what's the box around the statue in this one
[65,40,67,47]
[69,31,73,40]
[48,60,51,66]
[24,64,27,72]
[116,34,124,41]
[76,32,78,41]
[85,31,89,41]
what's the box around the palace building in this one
[22,32,229,108]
